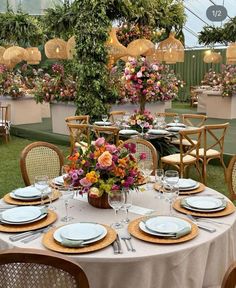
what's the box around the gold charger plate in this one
[153,182,205,195]
[173,198,236,217]
[0,210,57,233]
[3,190,61,206]
[42,224,117,254]
[128,217,199,244]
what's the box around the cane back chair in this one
[221,261,236,288]
[65,115,90,124]
[0,104,10,143]
[227,155,236,201]
[0,248,89,288]
[161,127,203,179]
[109,110,126,123]
[20,141,64,186]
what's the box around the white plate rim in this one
[178,179,198,189]
[14,187,41,198]
[1,206,43,223]
[119,129,139,135]
[167,123,186,127]
[186,196,223,210]
[94,121,112,126]
[179,182,200,191]
[147,129,169,135]
[0,212,47,225]
[182,203,226,213]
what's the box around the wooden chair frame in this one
[93,125,120,146]
[20,141,64,186]
[161,128,203,179]
[119,138,158,174]
[190,86,199,107]
[109,111,126,123]
[66,123,91,154]
[65,115,90,124]
[182,114,207,127]
[221,261,236,288]
[156,112,178,118]
[0,104,10,143]
[0,248,89,288]
[226,155,236,201]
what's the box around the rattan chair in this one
[0,104,10,143]
[227,155,236,201]
[221,261,236,288]
[190,123,229,184]
[0,248,89,288]
[93,125,120,146]
[66,123,91,154]
[109,110,126,123]
[119,138,158,174]
[20,141,64,186]
[65,115,90,124]
[161,127,203,179]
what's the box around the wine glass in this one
[102,114,108,123]
[164,170,179,188]
[108,190,125,229]
[34,175,49,206]
[139,120,146,136]
[173,115,180,125]
[122,189,133,224]
[154,168,164,199]
[140,161,153,190]
[122,113,130,128]
[163,170,179,215]
[61,186,74,222]
[163,184,179,215]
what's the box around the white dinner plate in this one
[166,127,186,132]
[119,129,139,135]
[147,129,169,135]
[54,223,107,245]
[139,221,179,237]
[0,211,47,225]
[52,175,66,186]
[178,179,197,189]
[14,186,42,198]
[179,183,200,191]
[145,216,191,234]
[10,188,52,201]
[1,206,43,223]
[181,202,226,213]
[167,123,186,128]
[60,223,104,241]
[186,196,223,210]
[94,121,112,126]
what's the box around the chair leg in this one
[220,156,227,182]
[195,162,203,183]
[202,161,207,185]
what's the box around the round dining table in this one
[0,185,235,288]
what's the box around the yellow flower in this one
[86,171,99,183]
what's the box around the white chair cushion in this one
[171,139,197,146]
[191,148,220,157]
[161,153,196,164]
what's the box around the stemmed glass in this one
[34,175,49,206]
[122,113,130,128]
[163,184,179,215]
[139,120,146,137]
[122,189,133,224]
[102,114,108,123]
[140,161,153,190]
[61,186,74,222]
[108,190,125,229]
[173,115,180,125]
[163,170,179,215]
[154,168,164,199]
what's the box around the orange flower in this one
[86,171,99,183]
[98,151,112,168]
[118,157,128,168]
[114,166,126,178]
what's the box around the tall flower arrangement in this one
[63,137,145,198]
[119,57,182,113]
[201,69,222,87]
[221,65,236,97]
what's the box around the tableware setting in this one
[94,121,112,126]
[166,126,186,132]
[128,216,198,244]
[166,122,186,128]
[42,223,117,254]
[146,129,170,135]
[119,129,139,136]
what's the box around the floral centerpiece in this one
[63,137,145,208]
[129,109,154,132]
[201,69,222,87]
[115,57,183,113]
[221,65,236,97]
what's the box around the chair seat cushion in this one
[190,148,220,157]
[171,139,197,146]
[161,153,196,164]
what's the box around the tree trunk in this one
[139,94,146,114]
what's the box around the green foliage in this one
[0,11,44,46]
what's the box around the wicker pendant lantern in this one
[203,51,222,64]
[106,28,127,62]
[127,39,155,57]
[157,32,184,63]
[0,46,6,64]
[25,47,41,65]
[3,46,27,64]
[66,36,76,59]
[45,38,67,60]
[226,43,236,64]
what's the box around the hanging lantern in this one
[106,28,127,62]
[45,38,67,60]
[127,39,154,57]
[3,46,27,64]
[226,43,236,64]
[203,51,222,64]
[66,36,76,59]
[157,32,184,63]
[25,47,41,65]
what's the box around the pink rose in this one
[98,151,113,168]
[140,153,147,160]
[105,144,117,153]
[137,71,142,78]
[79,177,92,187]
[95,137,105,146]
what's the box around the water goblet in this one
[122,113,130,128]
[173,115,180,125]
[102,114,108,123]
[163,184,179,215]
[122,189,133,224]
[61,186,74,222]
[154,168,164,199]
[164,170,179,187]
[140,161,154,190]
[108,190,125,229]
[139,120,146,137]
[34,175,49,206]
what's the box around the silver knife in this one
[21,227,51,244]
[112,240,119,255]
[116,235,123,254]
[9,226,50,242]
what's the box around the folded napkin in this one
[60,236,87,248]
[180,198,227,210]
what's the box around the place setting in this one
[0,205,57,233]
[42,222,117,254]
[94,114,113,126]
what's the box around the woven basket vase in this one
[87,192,111,209]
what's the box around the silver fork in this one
[120,231,136,252]
[188,215,230,226]
[186,215,216,233]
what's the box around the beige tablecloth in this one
[0,186,235,288]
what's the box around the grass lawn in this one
[0,136,230,199]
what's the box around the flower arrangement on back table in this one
[221,65,236,97]
[63,137,146,198]
[129,109,154,132]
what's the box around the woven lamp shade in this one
[45,38,67,60]
[25,47,41,65]
[157,32,184,63]
[203,52,222,64]
[127,39,154,57]
[106,28,127,62]
[66,36,76,59]
[3,46,27,64]
[0,46,6,63]
[226,43,236,64]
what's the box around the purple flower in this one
[123,177,135,188]
[77,168,84,175]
